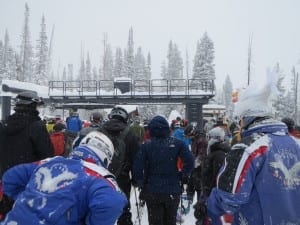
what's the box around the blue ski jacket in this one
[66,116,82,133]
[1,156,127,225]
[172,127,191,148]
[207,119,300,225]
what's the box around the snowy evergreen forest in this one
[0,3,299,123]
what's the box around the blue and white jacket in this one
[1,154,127,225]
[207,119,300,225]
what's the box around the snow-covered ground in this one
[129,188,196,225]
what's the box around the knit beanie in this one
[149,115,170,138]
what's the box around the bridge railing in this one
[48,79,215,97]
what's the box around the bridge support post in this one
[186,103,204,131]
[1,96,11,121]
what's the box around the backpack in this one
[50,132,65,156]
[130,123,144,143]
[100,126,130,178]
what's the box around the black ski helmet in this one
[16,91,44,106]
[109,106,129,123]
[281,117,295,131]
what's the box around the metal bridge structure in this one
[48,78,215,128]
[1,78,215,129]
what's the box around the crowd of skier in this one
[1,73,300,225]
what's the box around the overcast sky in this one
[1,0,300,89]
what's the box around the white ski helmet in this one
[207,127,225,141]
[79,131,114,166]
[207,127,226,154]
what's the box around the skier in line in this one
[0,131,127,225]
[207,71,300,225]
[0,91,54,220]
[66,111,83,134]
[100,106,140,225]
[183,125,208,202]
[132,115,194,225]
[72,111,104,148]
[193,127,230,225]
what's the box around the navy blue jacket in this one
[132,136,194,195]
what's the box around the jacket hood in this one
[102,119,127,134]
[241,118,288,138]
[149,115,170,138]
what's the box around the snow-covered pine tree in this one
[67,64,73,81]
[160,41,184,114]
[193,32,215,80]
[193,41,203,79]
[124,27,135,79]
[0,40,4,79]
[34,14,48,85]
[113,47,123,78]
[272,63,286,119]
[145,52,152,80]
[86,52,92,80]
[185,49,190,79]
[55,61,61,80]
[134,46,146,81]
[102,36,113,80]
[47,25,55,79]
[173,44,183,79]
[20,3,33,82]
[160,60,167,79]
[165,40,173,80]
[166,41,184,93]
[5,46,17,80]
[222,75,233,118]
[78,48,85,81]
[98,66,103,80]
[62,67,67,81]
[2,30,10,77]
[85,52,94,91]
[138,105,157,120]
[284,91,296,119]
[166,41,183,80]
[290,66,299,122]
[0,31,10,79]
[92,67,98,80]
[0,31,18,80]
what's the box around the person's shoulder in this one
[30,119,46,128]
[170,136,186,146]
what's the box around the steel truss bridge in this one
[48,78,215,128]
[1,78,215,129]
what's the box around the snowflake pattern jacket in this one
[0,156,127,225]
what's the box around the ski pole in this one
[133,187,141,225]
[179,182,185,225]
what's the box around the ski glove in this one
[0,194,14,221]
[139,188,146,202]
[194,201,207,220]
